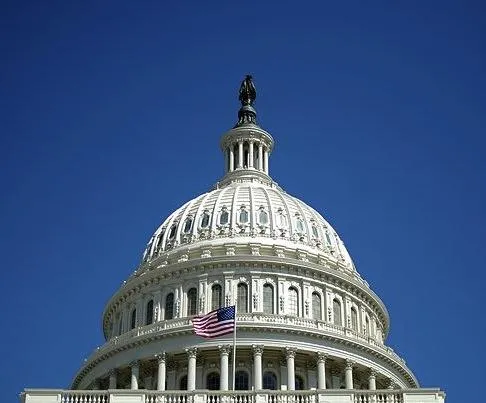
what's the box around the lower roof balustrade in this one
[21,388,445,403]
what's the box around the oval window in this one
[168,224,177,240]
[201,212,210,228]
[183,217,193,234]
[296,218,304,232]
[220,209,229,225]
[239,209,249,223]
[259,210,269,225]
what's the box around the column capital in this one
[316,352,328,363]
[108,369,117,377]
[155,352,166,364]
[368,368,377,379]
[252,344,264,355]
[185,347,198,359]
[345,359,355,370]
[129,360,139,369]
[387,379,396,389]
[285,347,297,359]
[218,344,232,355]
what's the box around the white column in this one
[368,369,376,390]
[219,345,231,390]
[224,148,229,173]
[109,369,117,389]
[136,300,143,327]
[130,361,139,390]
[286,347,296,391]
[249,141,254,168]
[229,147,234,172]
[186,347,197,391]
[156,353,166,391]
[258,143,263,171]
[264,149,269,174]
[238,141,244,168]
[316,353,327,389]
[344,360,354,389]
[252,345,263,390]
[154,291,162,322]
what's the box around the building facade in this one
[22,77,445,403]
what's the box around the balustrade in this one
[23,389,445,403]
[60,391,109,403]
[81,314,406,379]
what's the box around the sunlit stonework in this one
[21,77,445,403]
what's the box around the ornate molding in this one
[316,352,328,364]
[155,352,166,364]
[185,347,197,359]
[285,347,297,359]
[218,345,232,356]
[252,344,264,355]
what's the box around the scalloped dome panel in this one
[141,182,355,269]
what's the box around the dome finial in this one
[236,75,257,126]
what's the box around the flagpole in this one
[232,301,237,391]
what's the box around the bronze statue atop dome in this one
[235,75,258,126]
[238,75,256,106]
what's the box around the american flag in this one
[191,306,235,338]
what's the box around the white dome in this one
[141,180,355,272]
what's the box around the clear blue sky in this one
[1,1,485,401]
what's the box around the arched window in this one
[168,223,177,240]
[179,375,187,390]
[220,208,229,225]
[258,208,269,225]
[200,211,210,228]
[288,287,299,316]
[365,316,370,337]
[130,308,136,329]
[333,299,342,326]
[239,207,249,223]
[235,370,249,390]
[312,292,321,320]
[312,225,319,239]
[263,371,277,390]
[206,372,220,390]
[263,284,274,314]
[145,299,154,325]
[296,375,305,390]
[211,284,222,310]
[351,307,358,331]
[165,293,174,320]
[183,217,193,234]
[237,283,248,313]
[187,288,198,316]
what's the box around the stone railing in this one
[90,314,403,370]
[21,389,445,403]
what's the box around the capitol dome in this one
[22,75,445,403]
